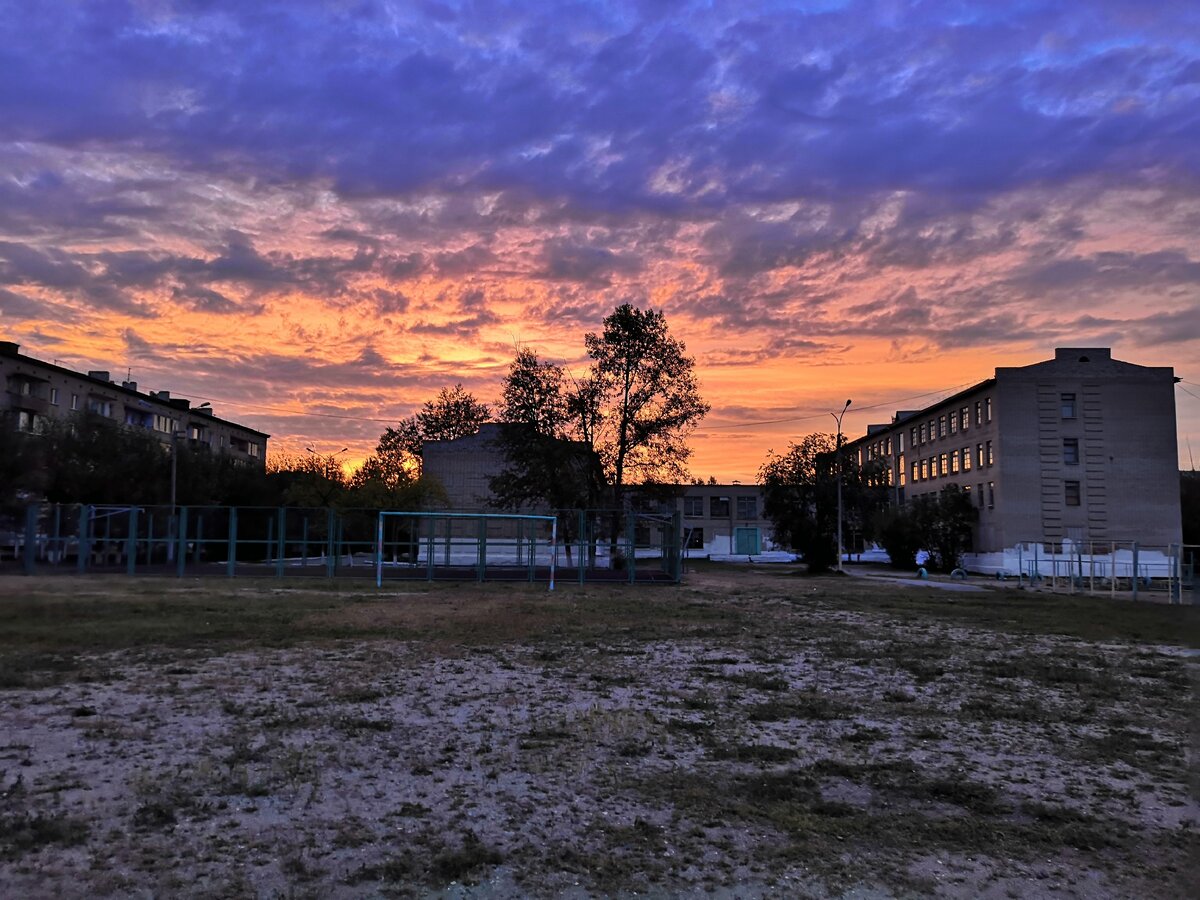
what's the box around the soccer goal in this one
[375,510,558,589]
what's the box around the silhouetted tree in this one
[584,304,709,503]
[1180,470,1199,545]
[759,433,887,573]
[375,385,491,478]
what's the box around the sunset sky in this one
[1,0,1198,481]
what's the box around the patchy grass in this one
[0,569,1196,897]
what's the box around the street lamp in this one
[831,399,852,573]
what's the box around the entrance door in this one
[734,527,760,555]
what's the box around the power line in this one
[185,395,399,425]
[705,382,977,430]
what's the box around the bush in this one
[876,508,922,570]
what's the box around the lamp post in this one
[831,399,851,573]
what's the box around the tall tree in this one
[489,349,604,516]
[583,304,709,505]
[759,433,886,572]
[374,384,491,478]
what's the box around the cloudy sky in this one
[2,0,1198,479]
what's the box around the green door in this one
[734,527,761,555]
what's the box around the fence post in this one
[302,515,309,570]
[77,506,91,574]
[1131,543,1139,602]
[52,505,62,565]
[578,510,587,585]
[126,507,139,576]
[227,508,237,578]
[476,516,486,582]
[175,507,188,578]
[275,508,286,578]
[22,503,38,575]
[627,513,636,584]
[323,509,334,578]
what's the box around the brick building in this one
[846,348,1182,558]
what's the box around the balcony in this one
[6,391,49,415]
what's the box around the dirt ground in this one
[0,569,1197,898]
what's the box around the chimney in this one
[0,341,18,357]
[87,370,111,382]
[122,381,138,392]
[153,390,170,401]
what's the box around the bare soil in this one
[1,570,1196,898]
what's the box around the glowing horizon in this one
[1,2,1197,482]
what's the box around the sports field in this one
[1,568,1197,898]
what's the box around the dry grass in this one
[0,570,1197,897]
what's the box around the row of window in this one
[683,495,758,519]
[910,398,992,450]
[861,396,995,465]
[910,480,997,510]
[902,442,993,485]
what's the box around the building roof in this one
[1,340,270,438]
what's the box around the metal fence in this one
[1011,539,1196,604]
[0,503,683,585]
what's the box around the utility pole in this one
[832,399,851,573]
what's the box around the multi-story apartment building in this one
[846,348,1181,557]
[1,340,268,463]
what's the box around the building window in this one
[985,398,993,422]
[986,440,994,466]
[910,427,918,449]
[1061,393,1076,419]
[736,495,757,519]
[938,415,946,438]
[1065,481,1081,506]
[977,482,985,507]
[683,496,703,517]
[248,443,260,458]
[88,398,113,417]
[939,453,948,477]
[49,387,59,405]
[710,496,730,517]
[962,446,972,472]
[987,481,995,509]
[928,419,936,441]
[950,452,959,475]
[911,460,919,483]
[920,459,928,481]
[963,484,972,502]
[70,393,79,411]
[974,401,982,426]
[949,411,958,435]
[898,432,905,453]
[919,423,926,444]
[976,443,985,468]
[686,528,704,549]
[17,410,35,432]
[1063,438,1079,465]
[961,406,970,431]
[885,437,892,456]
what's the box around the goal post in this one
[375,510,557,590]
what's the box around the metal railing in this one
[0,503,683,585]
[1011,539,1196,604]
